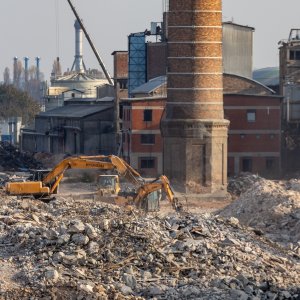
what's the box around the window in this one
[141,134,155,144]
[144,109,152,122]
[247,110,256,122]
[127,110,131,121]
[266,158,275,170]
[140,157,155,169]
[290,50,300,60]
[242,158,252,172]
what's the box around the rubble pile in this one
[220,178,300,249]
[0,142,43,171]
[227,173,263,197]
[0,196,299,299]
[33,152,66,169]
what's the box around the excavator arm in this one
[133,175,180,211]
[6,155,144,197]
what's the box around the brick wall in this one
[147,43,167,80]
[225,94,282,177]
[112,51,128,79]
[166,0,224,120]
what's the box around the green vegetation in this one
[0,84,40,125]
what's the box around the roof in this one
[252,67,279,86]
[62,88,85,94]
[111,50,128,55]
[121,96,166,103]
[53,72,109,83]
[223,21,255,31]
[38,104,113,118]
[97,96,114,102]
[131,76,166,94]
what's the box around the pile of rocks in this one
[0,195,299,299]
[0,142,43,171]
[227,173,263,197]
[220,178,300,250]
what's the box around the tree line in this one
[0,84,40,125]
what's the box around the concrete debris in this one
[228,173,263,197]
[0,194,299,299]
[220,178,300,249]
[0,141,43,171]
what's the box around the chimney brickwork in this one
[161,0,229,196]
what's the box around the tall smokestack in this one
[35,57,40,81]
[72,19,84,73]
[24,57,29,84]
[161,0,229,196]
[13,57,18,86]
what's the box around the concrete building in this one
[161,0,229,195]
[21,104,114,155]
[278,29,300,172]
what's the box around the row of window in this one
[125,109,257,123]
[238,134,275,139]
[123,109,153,122]
[242,157,275,172]
[140,157,155,168]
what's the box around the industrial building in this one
[21,18,115,155]
[21,103,114,155]
[278,29,300,172]
[120,74,281,178]
[45,20,112,111]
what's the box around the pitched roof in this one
[38,104,112,118]
[131,76,166,94]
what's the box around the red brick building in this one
[121,74,282,178]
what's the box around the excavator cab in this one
[97,175,120,196]
[142,190,161,212]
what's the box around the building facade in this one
[22,104,114,155]
[121,97,165,177]
[225,94,281,177]
[121,74,282,178]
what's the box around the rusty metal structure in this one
[161,0,229,196]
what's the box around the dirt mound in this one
[220,178,300,248]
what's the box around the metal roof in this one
[38,104,112,118]
[131,76,166,94]
[54,72,104,82]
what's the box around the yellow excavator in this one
[6,155,143,197]
[132,175,180,211]
[5,155,180,211]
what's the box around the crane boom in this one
[66,0,113,85]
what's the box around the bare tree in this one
[3,67,10,85]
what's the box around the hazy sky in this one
[0,0,299,82]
